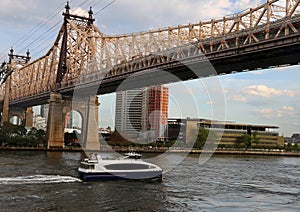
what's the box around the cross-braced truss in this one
[1,0,300,103]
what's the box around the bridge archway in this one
[46,93,99,150]
[64,110,83,146]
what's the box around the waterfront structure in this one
[198,120,284,148]
[168,118,186,141]
[291,133,300,144]
[168,118,200,144]
[115,85,169,141]
[168,118,284,148]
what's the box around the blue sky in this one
[0,0,299,136]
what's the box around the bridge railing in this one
[97,0,300,69]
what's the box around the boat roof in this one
[124,152,142,157]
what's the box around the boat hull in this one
[78,170,162,181]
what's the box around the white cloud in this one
[255,105,296,119]
[72,7,88,17]
[230,95,247,103]
[243,85,296,98]
[98,0,266,34]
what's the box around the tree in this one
[194,127,209,149]
[2,122,17,135]
[293,143,299,151]
[252,132,259,146]
[241,134,251,148]
[286,143,292,151]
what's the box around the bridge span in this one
[1,0,300,149]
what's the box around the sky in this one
[0,0,299,136]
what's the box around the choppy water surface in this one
[0,151,300,211]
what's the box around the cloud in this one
[72,7,89,17]
[228,84,297,104]
[231,95,247,103]
[97,0,266,34]
[243,85,296,98]
[255,106,296,119]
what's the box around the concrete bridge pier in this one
[2,75,11,123]
[46,92,100,150]
[24,107,34,129]
[46,93,65,149]
[81,96,100,151]
[0,104,33,128]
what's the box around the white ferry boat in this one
[78,152,162,181]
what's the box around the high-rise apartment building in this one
[115,89,144,139]
[115,85,169,141]
[141,86,169,141]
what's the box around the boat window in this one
[104,163,152,170]
[124,154,142,159]
[128,155,141,159]
[80,164,95,169]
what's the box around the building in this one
[168,118,284,148]
[33,115,47,131]
[167,118,202,144]
[115,89,144,139]
[168,118,186,141]
[141,85,169,141]
[40,104,49,121]
[291,133,300,144]
[65,111,82,129]
[65,112,72,128]
[199,120,284,148]
[115,85,169,141]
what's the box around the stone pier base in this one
[25,107,34,129]
[46,93,64,149]
[46,93,100,150]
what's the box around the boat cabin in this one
[124,152,142,160]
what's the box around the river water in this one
[0,151,300,211]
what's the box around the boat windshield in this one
[124,153,142,159]
[104,163,155,170]
[80,163,95,169]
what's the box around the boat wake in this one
[0,175,81,185]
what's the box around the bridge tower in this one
[46,2,100,150]
[1,48,31,127]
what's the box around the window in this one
[80,164,95,169]
[104,163,154,170]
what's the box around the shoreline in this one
[1,146,300,157]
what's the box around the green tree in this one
[241,134,251,148]
[252,132,260,146]
[286,143,292,151]
[2,122,17,135]
[194,127,209,149]
[293,143,299,151]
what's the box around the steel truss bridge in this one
[1,0,300,108]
